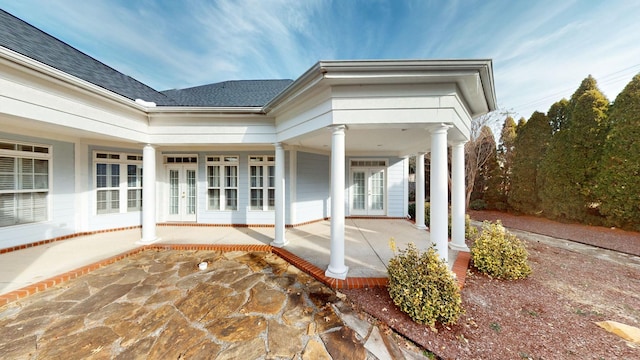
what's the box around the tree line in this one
[469,73,640,231]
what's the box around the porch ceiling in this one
[283,123,462,156]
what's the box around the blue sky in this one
[1,0,640,120]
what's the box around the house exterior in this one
[0,10,496,279]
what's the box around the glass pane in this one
[250,189,263,210]
[19,158,34,190]
[0,193,16,226]
[127,189,142,211]
[96,190,107,213]
[226,189,237,210]
[17,193,33,223]
[187,170,196,215]
[110,190,120,211]
[208,166,220,187]
[110,164,120,187]
[34,175,48,190]
[370,170,385,210]
[96,163,107,188]
[353,171,365,210]
[208,189,220,210]
[0,156,15,191]
[268,166,275,187]
[226,166,237,187]
[250,166,263,187]
[34,159,48,174]
[268,189,275,210]
[127,165,138,187]
[169,170,179,215]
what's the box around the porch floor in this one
[0,219,458,296]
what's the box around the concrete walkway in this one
[1,219,454,296]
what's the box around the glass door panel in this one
[169,170,179,215]
[352,171,366,211]
[350,166,385,216]
[369,169,385,212]
[166,165,197,221]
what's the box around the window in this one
[0,140,50,227]
[94,151,142,214]
[207,155,238,210]
[249,155,275,211]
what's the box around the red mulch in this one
[468,210,640,256]
[344,210,640,359]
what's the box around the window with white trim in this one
[249,155,275,211]
[207,155,238,210]
[94,152,142,214]
[0,141,50,227]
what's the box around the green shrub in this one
[408,203,416,220]
[465,214,479,240]
[469,199,488,210]
[471,221,531,280]
[387,242,463,328]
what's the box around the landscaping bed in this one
[344,214,640,359]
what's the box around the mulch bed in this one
[344,210,640,359]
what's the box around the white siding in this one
[294,151,330,223]
[387,157,407,217]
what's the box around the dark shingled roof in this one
[0,9,292,108]
[161,80,293,107]
[0,9,177,106]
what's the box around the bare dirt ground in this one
[345,211,640,359]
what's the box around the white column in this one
[271,142,288,247]
[450,141,469,251]
[326,125,349,280]
[430,124,451,263]
[140,144,158,244]
[415,152,427,230]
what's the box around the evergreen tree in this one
[484,116,516,209]
[498,116,517,194]
[538,76,610,222]
[594,73,640,230]
[547,98,569,133]
[469,125,498,203]
[508,111,552,214]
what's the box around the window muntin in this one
[94,151,142,214]
[0,141,50,227]
[207,155,238,211]
[249,155,275,211]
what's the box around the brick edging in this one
[0,243,471,307]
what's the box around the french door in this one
[166,164,197,222]
[350,167,386,216]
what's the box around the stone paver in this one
[0,249,415,359]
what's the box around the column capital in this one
[273,142,283,149]
[452,140,467,147]
[329,124,347,133]
[430,123,453,135]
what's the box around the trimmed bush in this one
[469,199,488,210]
[387,242,463,328]
[471,221,531,280]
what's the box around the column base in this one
[137,237,161,245]
[449,242,470,252]
[414,224,427,230]
[270,239,289,248]
[325,266,349,280]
